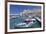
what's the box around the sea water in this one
[10,15,41,29]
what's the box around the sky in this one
[10,4,41,14]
